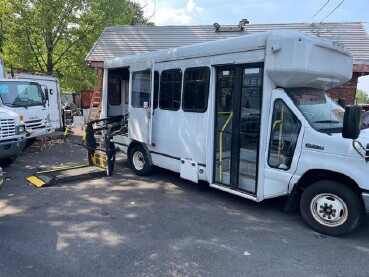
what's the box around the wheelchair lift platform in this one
[26,116,125,188]
[26,158,107,187]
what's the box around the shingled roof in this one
[86,22,369,72]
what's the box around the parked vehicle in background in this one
[0,79,54,139]
[358,104,369,127]
[13,73,62,130]
[101,30,369,236]
[0,58,62,138]
[0,106,26,167]
[1,57,62,139]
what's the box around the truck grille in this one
[0,118,16,138]
[25,119,45,129]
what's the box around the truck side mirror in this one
[342,105,362,139]
[44,88,49,101]
[337,98,346,108]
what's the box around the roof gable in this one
[86,22,369,67]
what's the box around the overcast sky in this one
[136,0,369,92]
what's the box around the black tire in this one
[0,156,17,167]
[26,137,37,147]
[300,180,364,236]
[128,144,153,176]
[106,142,116,177]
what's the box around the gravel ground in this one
[23,137,64,154]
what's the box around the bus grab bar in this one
[272,106,285,166]
[219,112,233,182]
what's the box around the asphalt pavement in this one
[0,138,369,276]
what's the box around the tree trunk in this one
[46,31,53,75]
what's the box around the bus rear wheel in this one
[300,180,364,236]
[128,144,153,176]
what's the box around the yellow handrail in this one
[219,112,233,182]
[277,106,285,166]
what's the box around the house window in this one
[159,69,182,111]
[182,67,210,112]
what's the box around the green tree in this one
[0,0,151,91]
[356,89,369,104]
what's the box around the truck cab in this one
[0,79,54,138]
[0,106,26,166]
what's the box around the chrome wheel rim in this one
[132,151,145,170]
[310,193,348,227]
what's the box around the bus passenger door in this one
[106,67,130,118]
[214,65,263,195]
[128,62,154,145]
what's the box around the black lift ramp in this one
[26,116,125,187]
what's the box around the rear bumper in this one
[362,192,369,212]
[0,139,26,160]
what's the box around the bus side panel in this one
[150,109,208,165]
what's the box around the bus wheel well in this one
[284,169,361,212]
[297,169,361,194]
[127,141,153,166]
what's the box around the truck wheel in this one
[0,156,17,167]
[300,180,364,236]
[128,144,153,176]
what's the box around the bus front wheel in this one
[300,180,364,236]
[128,144,153,176]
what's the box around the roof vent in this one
[213,22,220,31]
[213,19,249,32]
[239,19,249,26]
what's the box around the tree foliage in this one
[356,89,369,104]
[0,0,151,92]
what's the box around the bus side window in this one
[182,67,210,113]
[153,71,159,109]
[159,69,182,111]
[124,81,129,104]
[268,99,301,170]
[131,70,151,108]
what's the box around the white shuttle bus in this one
[102,30,369,236]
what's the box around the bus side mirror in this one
[337,98,346,108]
[342,105,362,139]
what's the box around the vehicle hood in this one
[302,127,369,160]
[0,107,19,118]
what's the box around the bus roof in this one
[104,30,350,70]
[104,31,270,68]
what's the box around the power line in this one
[310,0,331,20]
[320,0,345,22]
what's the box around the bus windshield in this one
[0,81,46,108]
[285,88,344,133]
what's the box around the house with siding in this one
[86,21,369,104]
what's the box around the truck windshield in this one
[285,88,344,133]
[0,81,46,107]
